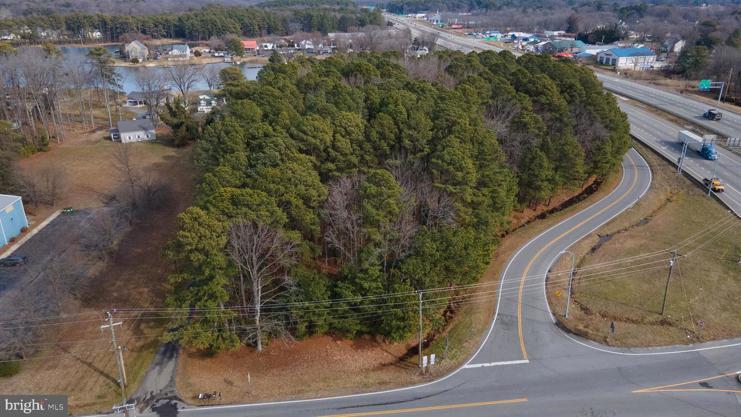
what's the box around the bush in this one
[20,226,28,233]
[131,57,140,64]
[194,50,202,57]
[0,361,20,377]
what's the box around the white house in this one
[124,40,149,62]
[111,119,156,143]
[196,95,223,113]
[260,43,275,51]
[597,47,657,71]
[169,44,191,59]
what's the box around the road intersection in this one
[139,18,741,417]
[147,150,741,417]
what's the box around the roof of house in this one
[605,47,655,57]
[127,40,147,50]
[0,194,21,211]
[242,40,258,49]
[549,39,586,49]
[118,119,155,134]
[171,44,190,53]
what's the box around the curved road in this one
[155,149,741,417]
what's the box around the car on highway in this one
[703,177,725,193]
[0,255,28,267]
[703,108,722,121]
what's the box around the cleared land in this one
[176,172,623,404]
[548,141,740,347]
[0,130,194,413]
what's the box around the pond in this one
[59,46,262,94]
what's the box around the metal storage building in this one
[0,194,28,246]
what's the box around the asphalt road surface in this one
[147,150,741,417]
[597,73,741,139]
[135,17,741,417]
[619,100,741,216]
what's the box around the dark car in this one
[0,256,27,267]
[703,109,722,121]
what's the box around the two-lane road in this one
[146,151,741,417]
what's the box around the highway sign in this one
[698,79,712,91]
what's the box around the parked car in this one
[0,256,27,267]
[703,108,722,121]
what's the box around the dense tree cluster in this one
[165,50,629,352]
[0,5,384,42]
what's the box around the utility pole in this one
[660,251,677,316]
[677,141,688,175]
[418,291,423,369]
[101,311,127,403]
[562,251,576,319]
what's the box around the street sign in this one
[430,353,436,365]
[698,79,712,91]
[422,355,428,368]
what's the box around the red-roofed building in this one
[242,39,258,54]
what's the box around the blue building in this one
[0,194,29,246]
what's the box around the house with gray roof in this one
[110,119,156,143]
[124,40,149,62]
[168,44,191,59]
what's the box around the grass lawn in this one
[548,140,740,347]
[2,131,194,414]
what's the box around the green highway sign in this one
[699,79,712,91]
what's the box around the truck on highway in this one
[678,130,718,160]
[703,177,725,193]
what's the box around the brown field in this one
[1,127,194,414]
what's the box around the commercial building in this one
[597,47,656,71]
[0,194,29,246]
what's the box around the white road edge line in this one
[463,360,530,368]
[178,143,636,412]
[541,149,741,356]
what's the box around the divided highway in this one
[149,151,741,417]
[598,73,741,139]
[620,100,741,216]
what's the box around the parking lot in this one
[0,208,120,355]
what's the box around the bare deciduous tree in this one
[323,174,365,264]
[166,63,201,106]
[202,64,222,92]
[135,68,169,124]
[228,220,297,352]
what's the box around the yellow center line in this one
[516,152,641,360]
[317,397,528,417]
[633,372,740,394]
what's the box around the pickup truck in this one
[703,177,725,193]
[703,108,722,121]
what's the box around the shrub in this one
[194,50,202,57]
[131,57,140,64]
[20,226,28,233]
[0,361,20,377]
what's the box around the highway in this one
[387,14,741,217]
[136,17,741,417]
[145,150,741,417]
[620,100,741,216]
[598,73,741,139]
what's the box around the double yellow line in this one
[318,397,528,417]
[516,152,641,360]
